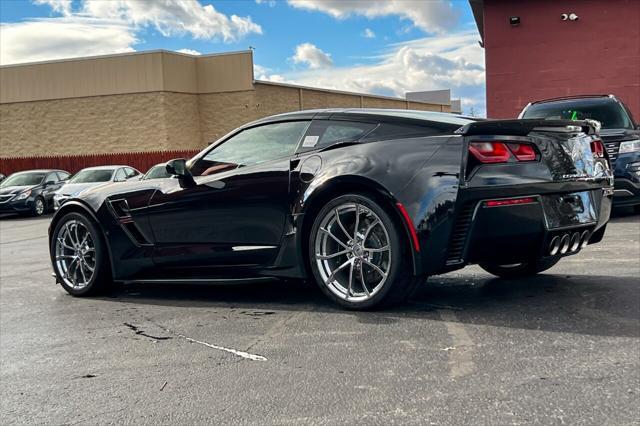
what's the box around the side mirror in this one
[166,158,195,187]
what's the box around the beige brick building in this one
[0,50,451,158]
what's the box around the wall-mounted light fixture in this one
[561,13,579,21]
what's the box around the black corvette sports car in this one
[49,109,613,309]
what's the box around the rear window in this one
[361,122,444,141]
[299,120,376,151]
[522,99,633,129]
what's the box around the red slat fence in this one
[0,150,201,176]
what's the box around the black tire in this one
[32,196,46,216]
[479,257,560,279]
[308,193,420,310]
[50,212,112,296]
[634,205,640,215]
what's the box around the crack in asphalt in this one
[123,322,173,341]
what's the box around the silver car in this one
[54,165,141,209]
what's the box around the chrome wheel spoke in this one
[316,249,350,260]
[346,262,354,299]
[353,204,361,239]
[334,208,351,239]
[360,267,370,297]
[82,259,95,272]
[320,228,350,250]
[363,259,387,278]
[325,258,352,285]
[364,245,389,253]
[57,238,74,251]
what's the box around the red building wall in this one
[483,0,640,119]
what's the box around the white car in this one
[54,165,141,209]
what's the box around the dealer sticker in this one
[302,135,319,147]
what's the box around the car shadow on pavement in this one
[98,272,640,339]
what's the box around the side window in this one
[299,120,376,151]
[361,122,444,141]
[114,168,127,182]
[56,171,70,181]
[191,121,309,177]
[44,173,57,184]
[125,167,139,178]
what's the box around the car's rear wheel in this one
[479,257,560,279]
[32,196,45,216]
[50,212,111,296]
[308,193,419,309]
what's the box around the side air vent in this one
[445,201,476,265]
[106,198,152,246]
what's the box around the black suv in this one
[520,95,640,210]
[0,169,70,216]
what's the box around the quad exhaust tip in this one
[549,231,590,256]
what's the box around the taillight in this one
[469,141,538,163]
[507,143,536,161]
[469,142,511,163]
[590,139,605,158]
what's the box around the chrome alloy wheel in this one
[55,219,96,290]
[314,202,391,302]
[34,198,45,216]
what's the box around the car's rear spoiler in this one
[456,119,598,137]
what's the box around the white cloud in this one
[291,43,333,69]
[33,0,72,16]
[362,28,376,38]
[81,0,262,42]
[0,18,136,65]
[176,48,201,55]
[0,0,262,65]
[255,0,277,6]
[287,0,458,34]
[276,30,486,115]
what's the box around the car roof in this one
[79,165,128,171]
[11,169,65,174]
[248,108,477,127]
[529,94,617,105]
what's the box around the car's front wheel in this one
[50,212,111,296]
[32,196,46,216]
[308,193,419,309]
[479,257,560,279]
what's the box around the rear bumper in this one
[437,186,611,272]
[613,152,640,207]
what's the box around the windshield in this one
[143,165,171,180]
[68,169,113,183]
[522,98,633,129]
[0,172,45,187]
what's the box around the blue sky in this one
[0,0,485,115]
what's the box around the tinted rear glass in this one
[523,99,633,129]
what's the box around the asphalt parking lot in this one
[0,213,638,425]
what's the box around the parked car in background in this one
[520,95,640,211]
[0,169,70,216]
[54,165,142,209]
[142,163,172,180]
[49,109,612,309]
